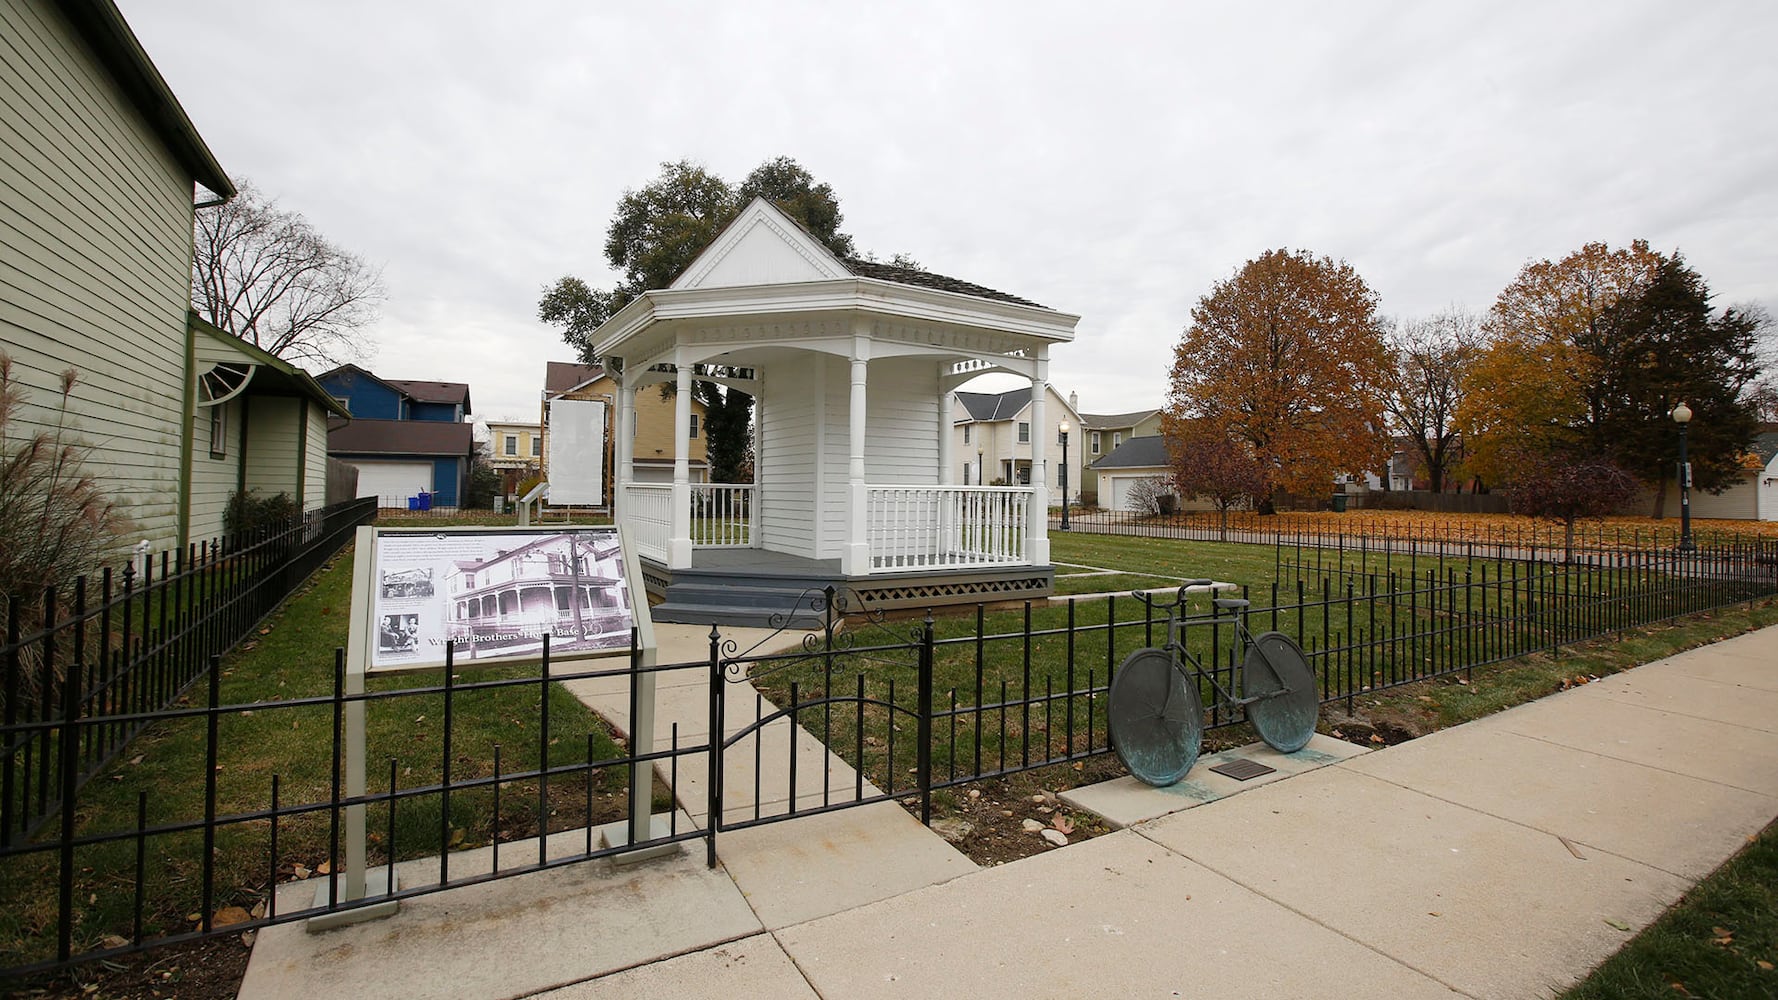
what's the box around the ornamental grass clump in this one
[0,353,125,690]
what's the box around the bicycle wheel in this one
[1242,631,1318,753]
[1109,648,1203,787]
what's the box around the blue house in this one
[317,364,474,507]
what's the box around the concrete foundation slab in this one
[776,830,1459,1000]
[1059,734,1367,827]
[239,850,758,1000]
[1138,766,1690,1000]
[717,801,977,929]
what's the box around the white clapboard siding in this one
[187,397,241,543]
[244,395,301,499]
[863,356,940,486]
[303,401,329,510]
[1,0,200,549]
[759,354,822,558]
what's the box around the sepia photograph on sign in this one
[368,527,633,671]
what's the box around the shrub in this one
[223,489,298,538]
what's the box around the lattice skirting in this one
[854,570,1053,609]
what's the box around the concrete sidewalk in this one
[240,624,1778,1000]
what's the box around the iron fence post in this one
[917,611,935,826]
[706,624,721,868]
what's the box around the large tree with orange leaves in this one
[1166,249,1390,502]
[1460,240,1665,485]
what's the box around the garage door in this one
[350,461,433,506]
[1109,475,1144,512]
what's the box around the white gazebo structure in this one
[592,199,1080,624]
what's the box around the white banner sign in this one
[547,398,607,506]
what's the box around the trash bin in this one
[1330,492,1348,513]
[408,496,421,511]
[417,492,432,511]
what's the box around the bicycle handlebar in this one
[1133,580,1239,609]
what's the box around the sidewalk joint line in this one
[1128,825,1482,1000]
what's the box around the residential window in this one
[532,437,542,457]
[1113,431,1123,448]
[963,424,971,444]
[1091,431,1101,455]
[1018,421,1030,444]
[209,405,226,458]
[689,414,699,438]
[504,435,517,456]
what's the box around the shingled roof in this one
[956,388,1033,422]
[1081,409,1160,430]
[327,418,473,457]
[386,379,472,411]
[842,258,1047,310]
[544,361,606,396]
[1090,435,1172,470]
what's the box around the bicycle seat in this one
[1212,598,1250,611]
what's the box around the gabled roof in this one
[956,388,1032,422]
[327,418,473,457]
[58,0,234,199]
[1090,435,1172,471]
[317,364,471,414]
[387,379,471,411]
[1081,409,1160,430]
[544,361,606,397]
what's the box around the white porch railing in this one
[866,486,1032,570]
[690,483,755,548]
[622,484,672,563]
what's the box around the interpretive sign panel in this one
[367,526,634,672]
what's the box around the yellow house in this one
[484,418,542,495]
[540,362,707,503]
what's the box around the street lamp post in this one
[1672,402,1695,553]
[1059,419,1072,531]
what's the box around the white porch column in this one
[751,372,764,548]
[939,384,955,486]
[842,340,871,575]
[1026,359,1051,566]
[668,358,693,569]
[615,376,636,510]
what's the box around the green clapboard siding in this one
[1,0,200,551]
[244,394,301,498]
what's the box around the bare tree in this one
[192,181,385,367]
[1382,308,1483,493]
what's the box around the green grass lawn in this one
[1561,818,1778,999]
[0,540,634,969]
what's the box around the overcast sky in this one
[121,0,1778,428]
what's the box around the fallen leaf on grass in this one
[1755,960,1773,971]
[1052,815,1075,835]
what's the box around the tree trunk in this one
[1563,517,1576,565]
[1650,472,1669,519]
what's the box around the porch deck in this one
[643,548,1054,627]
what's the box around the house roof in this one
[956,388,1032,422]
[386,379,471,411]
[842,258,1045,310]
[1754,430,1778,465]
[1090,435,1172,471]
[59,0,234,199]
[544,361,606,397]
[1081,409,1160,430]
[327,418,473,457]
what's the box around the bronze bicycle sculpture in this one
[1108,580,1318,786]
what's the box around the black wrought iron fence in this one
[5,533,1774,981]
[0,639,706,979]
[1,498,374,847]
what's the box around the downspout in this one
[176,314,197,550]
